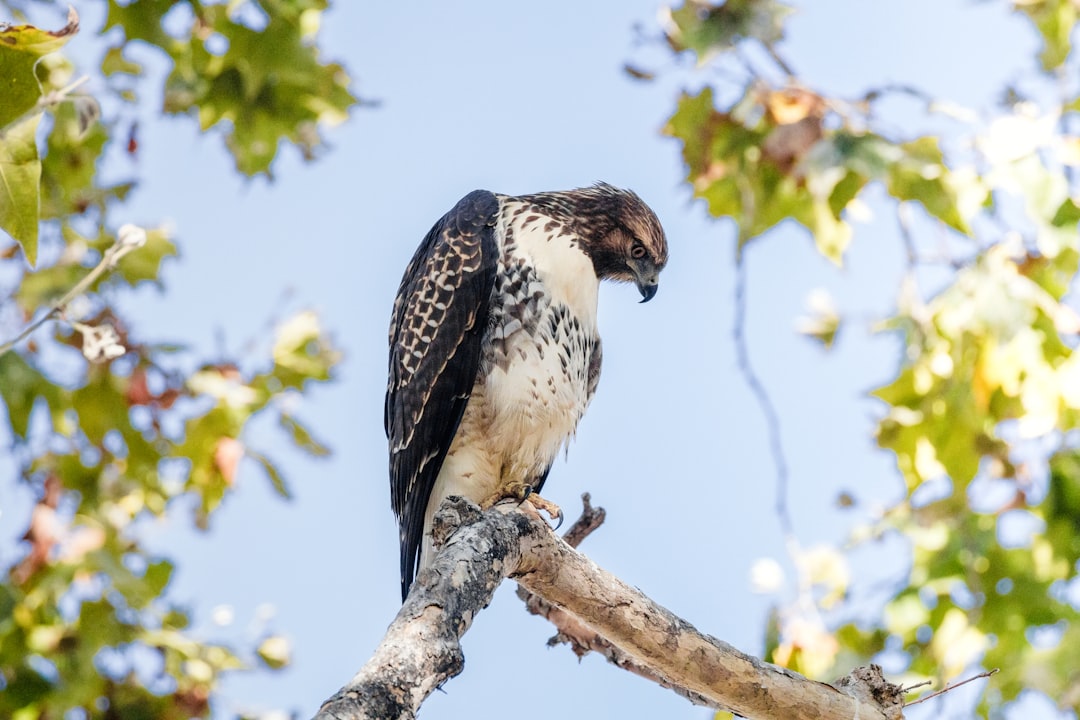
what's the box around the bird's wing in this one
[385,189,499,601]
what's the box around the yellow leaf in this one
[931,609,988,678]
[797,545,849,609]
[257,634,291,669]
[914,438,947,481]
[1058,352,1080,407]
[183,658,214,683]
[273,310,321,362]
[885,593,929,636]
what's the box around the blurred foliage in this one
[104,0,353,175]
[650,0,1080,716]
[0,2,350,718]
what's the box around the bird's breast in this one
[479,275,598,470]
[451,211,603,483]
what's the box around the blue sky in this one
[1,1,1073,719]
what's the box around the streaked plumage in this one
[386,183,667,601]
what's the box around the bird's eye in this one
[630,241,647,259]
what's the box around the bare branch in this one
[312,498,508,720]
[905,668,999,707]
[314,498,905,720]
[762,42,797,79]
[557,492,606,549]
[0,74,90,139]
[0,225,145,357]
[516,494,717,709]
[733,255,793,539]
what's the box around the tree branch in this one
[313,498,904,720]
[0,73,89,140]
[0,224,146,358]
[515,494,717,708]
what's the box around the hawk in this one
[385,183,668,601]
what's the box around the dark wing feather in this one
[385,190,499,602]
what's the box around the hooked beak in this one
[637,280,659,303]
[632,258,660,303]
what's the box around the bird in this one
[385,183,668,601]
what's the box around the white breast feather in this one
[511,218,599,331]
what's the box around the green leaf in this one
[112,227,176,285]
[829,131,903,180]
[1051,197,1080,227]
[38,99,110,220]
[666,90,871,261]
[886,137,972,234]
[0,664,52,709]
[103,0,183,48]
[0,351,66,439]
[0,352,38,437]
[72,368,131,446]
[0,8,79,263]
[144,559,173,597]
[176,405,244,522]
[0,8,80,127]
[248,450,291,499]
[101,46,143,77]
[1046,450,1080,565]
[664,0,792,62]
[268,310,339,388]
[159,2,355,175]
[0,116,42,261]
[664,87,721,178]
[1013,0,1078,72]
[279,413,330,457]
[15,259,86,309]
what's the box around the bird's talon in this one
[521,491,563,529]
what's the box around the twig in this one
[0,75,90,139]
[559,492,605,548]
[904,668,999,707]
[895,202,974,273]
[1058,66,1077,193]
[896,203,918,270]
[762,42,796,79]
[733,255,794,539]
[899,679,931,693]
[0,226,145,357]
[735,248,841,679]
[860,83,936,108]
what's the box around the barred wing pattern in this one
[385,190,499,600]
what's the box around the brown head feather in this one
[516,183,668,295]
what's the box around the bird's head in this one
[551,183,668,302]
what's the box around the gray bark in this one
[313,497,904,720]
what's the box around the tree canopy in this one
[1,2,350,717]
[650,1,1080,716]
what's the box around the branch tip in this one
[904,668,1000,708]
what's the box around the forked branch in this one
[313,497,904,720]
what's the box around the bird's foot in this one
[519,486,564,530]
